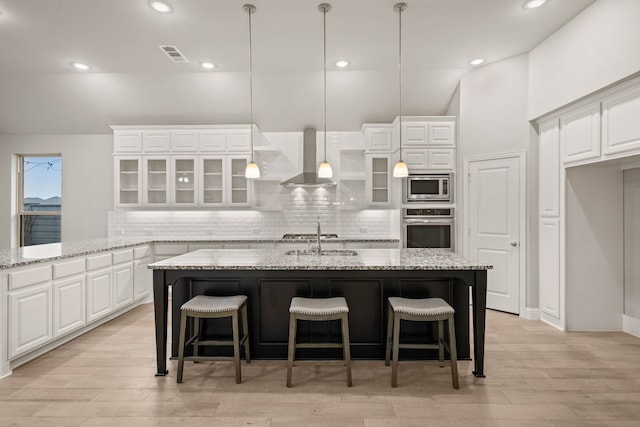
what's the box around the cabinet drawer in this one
[86,253,112,271]
[53,259,86,280]
[112,249,134,264]
[134,246,152,259]
[9,265,52,290]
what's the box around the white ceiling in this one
[0,0,594,134]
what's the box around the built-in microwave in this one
[404,173,453,203]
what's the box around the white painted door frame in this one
[463,151,527,316]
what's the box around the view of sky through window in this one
[23,156,62,201]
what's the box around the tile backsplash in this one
[108,187,400,239]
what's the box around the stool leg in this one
[385,304,394,367]
[286,313,297,387]
[193,317,200,362]
[232,311,241,384]
[448,314,459,389]
[438,319,444,364]
[241,303,251,363]
[177,310,188,383]
[341,313,353,387]
[391,313,401,387]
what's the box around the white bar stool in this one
[287,297,352,387]
[385,297,459,389]
[177,295,250,384]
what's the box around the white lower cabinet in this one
[53,275,86,337]
[133,246,153,301]
[86,267,113,323]
[8,283,53,359]
[113,262,134,310]
[539,218,562,329]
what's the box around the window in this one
[18,155,62,246]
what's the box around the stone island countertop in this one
[148,248,492,271]
[0,237,400,269]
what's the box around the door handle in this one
[511,241,519,247]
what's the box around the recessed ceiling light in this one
[469,58,485,66]
[71,62,91,71]
[200,62,216,70]
[334,60,350,68]
[149,1,173,13]
[523,0,549,9]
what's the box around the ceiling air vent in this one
[159,45,189,63]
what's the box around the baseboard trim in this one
[522,307,540,320]
[623,314,640,338]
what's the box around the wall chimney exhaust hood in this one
[280,128,336,188]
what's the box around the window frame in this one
[17,154,62,247]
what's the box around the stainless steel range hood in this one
[280,128,336,188]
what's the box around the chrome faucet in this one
[316,220,322,254]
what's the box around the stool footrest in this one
[296,342,344,349]
[398,343,440,350]
[183,356,238,362]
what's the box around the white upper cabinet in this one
[538,118,561,217]
[200,156,226,207]
[427,149,456,169]
[115,157,142,208]
[143,157,170,207]
[560,102,601,165]
[113,130,142,153]
[428,122,456,147]
[363,125,394,152]
[170,130,198,152]
[402,120,455,148]
[602,83,640,157]
[171,157,198,207]
[142,131,171,152]
[199,130,227,152]
[226,129,251,153]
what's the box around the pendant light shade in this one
[393,2,409,178]
[318,3,333,178]
[244,4,260,179]
[393,160,409,178]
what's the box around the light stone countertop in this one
[0,237,400,270]
[148,248,492,271]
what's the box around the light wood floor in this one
[1,303,640,426]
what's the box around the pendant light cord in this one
[396,3,406,160]
[321,4,329,163]
[245,4,255,163]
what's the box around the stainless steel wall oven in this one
[402,207,454,249]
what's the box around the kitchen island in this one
[150,248,491,377]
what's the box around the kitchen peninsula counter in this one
[149,248,490,377]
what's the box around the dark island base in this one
[154,269,487,376]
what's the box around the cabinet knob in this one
[511,241,519,247]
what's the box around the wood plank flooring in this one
[1,303,640,426]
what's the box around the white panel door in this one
[539,217,562,328]
[469,156,521,314]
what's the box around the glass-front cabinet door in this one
[143,157,170,207]
[200,156,225,207]
[366,155,391,206]
[228,156,251,207]
[172,157,197,207]
[115,156,142,207]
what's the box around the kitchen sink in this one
[285,249,358,256]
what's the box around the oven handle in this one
[402,218,454,224]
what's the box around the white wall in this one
[624,168,640,319]
[456,54,539,309]
[565,164,624,331]
[528,0,640,120]
[0,135,113,248]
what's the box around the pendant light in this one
[317,3,333,179]
[244,4,260,179]
[392,2,409,178]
